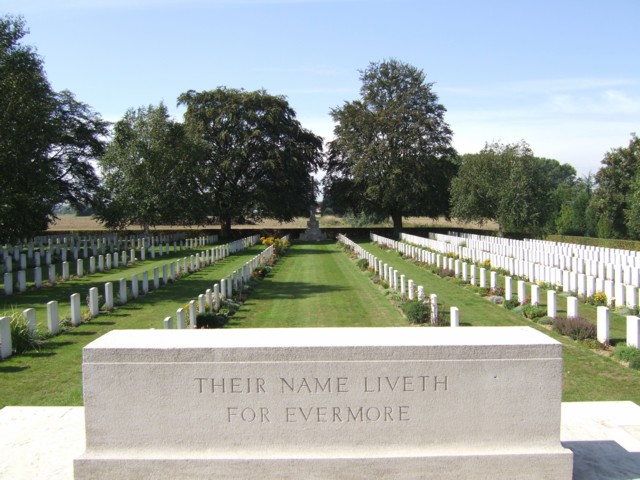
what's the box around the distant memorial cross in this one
[298,209,327,241]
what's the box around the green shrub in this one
[630,356,640,370]
[503,299,520,310]
[613,344,640,363]
[196,312,227,329]
[356,258,369,270]
[522,304,547,320]
[402,301,429,324]
[9,312,42,354]
[553,317,596,341]
[537,316,554,325]
[437,268,454,278]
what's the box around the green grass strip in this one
[230,242,406,328]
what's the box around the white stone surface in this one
[75,327,572,479]
[1,402,639,479]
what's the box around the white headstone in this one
[627,316,640,348]
[597,306,610,344]
[47,301,59,334]
[450,306,460,327]
[71,293,82,326]
[547,290,557,318]
[0,316,11,359]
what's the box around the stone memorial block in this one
[89,256,96,274]
[163,317,172,329]
[75,328,572,480]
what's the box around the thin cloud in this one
[441,77,639,98]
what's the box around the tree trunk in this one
[498,223,503,238]
[220,214,232,239]
[391,212,403,239]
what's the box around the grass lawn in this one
[230,242,406,328]
[0,245,266,407]
[356,240,640,404]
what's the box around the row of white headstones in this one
[370,231,640,348]
[338,234,460,327]
[164,236,288,330]
[0,235,265,359]
[2,234,216,295]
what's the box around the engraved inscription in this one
[194,374,449,424]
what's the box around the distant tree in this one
[591,133,640,238]
[450,141,569,237]
[324,59,459,237]
[555,176,596,236]
[96,103,200,232]
[178,88,323,237]
[0,15,106,243]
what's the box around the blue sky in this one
[3,0,639,177]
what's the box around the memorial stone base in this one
[75,327,573,479]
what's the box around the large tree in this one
[450,141,572,237]
[0,15,106,242]
[324,59,459,237]
[178,88,323,237]
[590,133,640,239]
[96,103,200,232]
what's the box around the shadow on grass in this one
[65,330,97,336]
[0,365,30,373]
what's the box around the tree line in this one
[2,15,638,243]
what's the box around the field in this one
[47,214,498,232]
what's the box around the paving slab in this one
[1,402,639,479]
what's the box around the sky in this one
[3,0,639,177]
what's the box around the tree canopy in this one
[0,15,106,243]
[178,87,323,237]
[96,103,200,232]
[450,141,575,236]
[590,133,640,239]
[324,59,459,237]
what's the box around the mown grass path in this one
[0,245,266,407]
[357,240,640,404]
[230,242,406,328]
